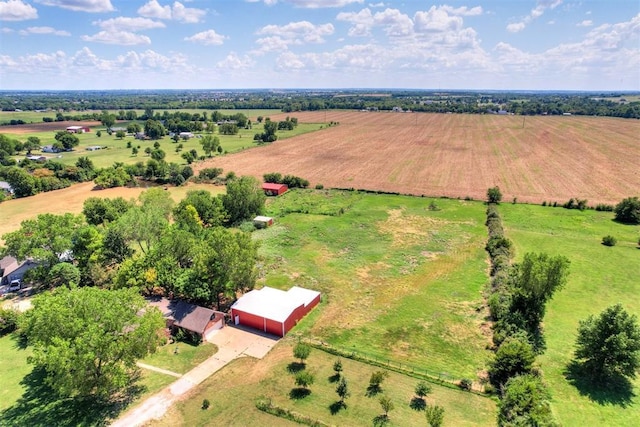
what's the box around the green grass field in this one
[2,121,325,169]
[499,203,640,426]
[257,190,493,380]
[0,332,213,425]
[0,109,282,125]
[150,341,496,426]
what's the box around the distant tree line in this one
[1,90,638,120]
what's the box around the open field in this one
[0,181,224,241]
[257,190,492,380]
[500,203,640,426]
[196,111,640,205]
[151,341,496,426]
[2,119,323,169]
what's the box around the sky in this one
[0,0,638,91]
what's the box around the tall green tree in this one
[574,304,640,382]
[3,166,38,197]
[489,336,536,389]
[173,189,226,228]
[54,131,79,150]
[20,287,164,398]
[614,196,640,224]
[222,175,266,225]
[2,213,84,265]
[336,377,350,405]
[487,186,503,204]
[497,374,555,427]
[425,405,445,427]
[200,135,220,157]
[293,342,311,364]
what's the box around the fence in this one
[295,336,490,396]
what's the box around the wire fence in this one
[296,336,489,396]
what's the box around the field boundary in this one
[294,336,490,397]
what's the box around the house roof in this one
[254,216,273,222]
[147,297,214,335]
[231,286,320,323]
[0,256,19,278]
[262,183,287,191]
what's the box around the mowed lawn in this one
[256,190,492,380]
[151,341,496,427]
[500,203,640,426]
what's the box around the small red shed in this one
[230,286,321,337]
[262,182,288,196]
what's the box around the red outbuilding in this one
[262,182,288,196]
[230,286,321,337]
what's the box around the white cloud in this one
[138,0,205,23]
[577,20,593,27]
[35,0,114,13]
[337,8,374,36]
[254,36,290,53]
[373,8,413,36]
[19,26,70,36]
[1,26,13,32]
[440,5,483,17]
[507,0,562,33]
[81,31,151,45]
[184,29,226,45]
[257,21,334,44]
[138,0,171,19]
[216,52,255,70]
[369,2,383,7]
[0,0,38,21]
[250,0,363,7]
[414,6,463,32]
[94,17,165,32]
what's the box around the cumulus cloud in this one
[440,5,483,16]
[94,17,165,32]
[138,0,205,23]
[216,52,255,69]
[257,20,334,44]
[81,31,151,45]
[0,0,38,21]
[337,8,374,36]
[338,7,414,37]
[19,26,70,36]
[249,0,363,7]
[35,0,114,13]
[507,0,562,33]
[184,29,226,45]
[414,6,463,32]
[577,20,593,27]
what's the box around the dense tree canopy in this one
[574,304,640,382]
[489,335,536,389]
[222,176,266,225]
[20,287,164,398]
[497,374,555,427]
[614,196,640,224]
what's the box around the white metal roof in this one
[231,286,320,323]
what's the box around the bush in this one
[459,378,473,391]
[0,308,20,336]
[201,399,210,410]
[602,235,617,246]
[315,183,324,190]
[595,203,614,212]
[487,186,502,204]
[614,196,640,224]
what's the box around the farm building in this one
[0,181,14,195]
[66,125,91,133]
[147,297,224,342]
[42,145,62,153]
[26,155,47,162]
[230,286,321,337]
[253,216,274,228]
[86,146,102,151]
[179,132,195,139]
[0,256,37,287]
[262,182,288,196]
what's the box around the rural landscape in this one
[0,91,638,427]
[1,0,639,426]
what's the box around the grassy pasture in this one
[150,341,496,426]
[2,120,324,169]
[0,333,208,425]
[500,203,640,426]
[257,190,492,380]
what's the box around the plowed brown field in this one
[197,111,640,204]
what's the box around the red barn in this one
[230,286,321,337]
[262,182,288,196]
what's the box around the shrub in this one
[0,308,20,336]
[315,183,324,190]
[614,196,640,224]
[487,186,502,204]
[201,399,210,410]
[595,203,614,212]
[459,378,473,391]
[199,167,223,180]
[602,235,617,246]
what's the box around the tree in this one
[410,381,431,411]
[333,359,343,378]
[293,342,311,364]
[54,131,79,150]
[222,175,266,225]
[574,304,640,382]
[100,111,116,130]
[82,196,133,226]
[487,186,503,204]
[614,196,640,224]
[144,119,165,139]
[2,213,84,266]
[20,287,164,398]
[379,396,394,417]
[336,377,350,405]
[489,336,536,388]
[295,370,314,389]
[127,122,141,134]
[173,190,226,228]
[425,405,445,427]
[367,370,389,395]
[115,130,126,139]
[497,374,554,427]
[200,135,220,157]
[3,166,38,197]
[24,136,41,154]
[602,235,617,246]
[47,262,80,288]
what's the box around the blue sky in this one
[0,0,638,90]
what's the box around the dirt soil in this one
[0,120,101,134]
[195,111,640,205]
